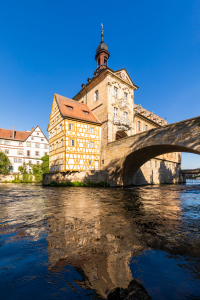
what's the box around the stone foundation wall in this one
[43,161,184,186]
[0,174,36,182]
[43,170,108,186]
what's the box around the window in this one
[90,127,94,134]
[114,87,118,97]
[44,144,48,149]
[169,164,171,169]
[114,107,118,117]
[14,158,17,163]
[19,142,22,146]
[44,152,48,156]
[60,159,63,165]
[52,144,54,150]
[31,137,34,140]
[27,150,30,157]
[175,153,176,159]
[5,141,9,145]
[145,125,148,131]
[19,151,23,155]
[69,124,74,131]
[89,160,91,165]
[104,57,107,66]
[90,142,94,148]
[19,159,22,163]
[138,121,141,130]
[167,153,168,157]
[29,160,32,164]
[41,139,44,142]
[60,124,62,131]
[36,151,39,156]
[27,142,31,146]
[67,106,73,110]
[35,143,40,148]
[155,161,157,168]
[37,133,39,135]
[171,153,173,158]
[61,139,63,147]
[124,92,128,100]
[83,111,89,115]
[124,112,128,119]
[69,139,74,146]
[94,90,99,101]
[56,142,58,149]
[5,149,9,154]
[50,145,52,151]
[55,128,57,135]
[37,161,40,165]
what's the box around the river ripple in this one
[0,180,200,299]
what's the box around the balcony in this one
[113,116,132,131]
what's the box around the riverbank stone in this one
[107,279,152,300]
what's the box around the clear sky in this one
[0,0,199,169]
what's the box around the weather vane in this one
[101,23,103,30]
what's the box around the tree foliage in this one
[18,162,28,174]
[41,155,49,174]
[0,151,11,175]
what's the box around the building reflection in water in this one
[45,186,182,298]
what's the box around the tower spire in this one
[101,23,104,43]
[95,25,110,73]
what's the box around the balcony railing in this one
[113,116,132,130]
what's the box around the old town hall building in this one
[47,28,181,185]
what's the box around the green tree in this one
[41,155,49,173]
[0,151,11,175]
[18,162,28,174]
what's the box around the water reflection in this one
[0,182,200,299]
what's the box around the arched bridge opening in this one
[104,116,200,186]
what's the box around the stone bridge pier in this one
[103,116,200,186]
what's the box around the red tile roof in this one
[133,103,168,125]
[55,94,101,124]
[0,128,31,141]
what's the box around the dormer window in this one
[67,106,73,111]
[114,87,118,98]
[94,90,99,101]
[83,111,89,115]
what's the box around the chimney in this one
[32,127,34,131]
[12,126,15,139]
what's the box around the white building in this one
[0,126,49,173]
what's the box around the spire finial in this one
[101,23,104,42]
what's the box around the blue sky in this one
[0,0,199,169]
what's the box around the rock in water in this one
[107,279,152,300]
[107,287,128,300]
[125,279,152,300]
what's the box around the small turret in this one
[95,24,110,72]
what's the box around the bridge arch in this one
[104,116,200,186]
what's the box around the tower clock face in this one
[121,71,126,80]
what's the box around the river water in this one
[0,180,200,300]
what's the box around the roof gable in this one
[114,68,138,88]
[25,126,49,142]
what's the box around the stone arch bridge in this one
[104,116,200,186]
